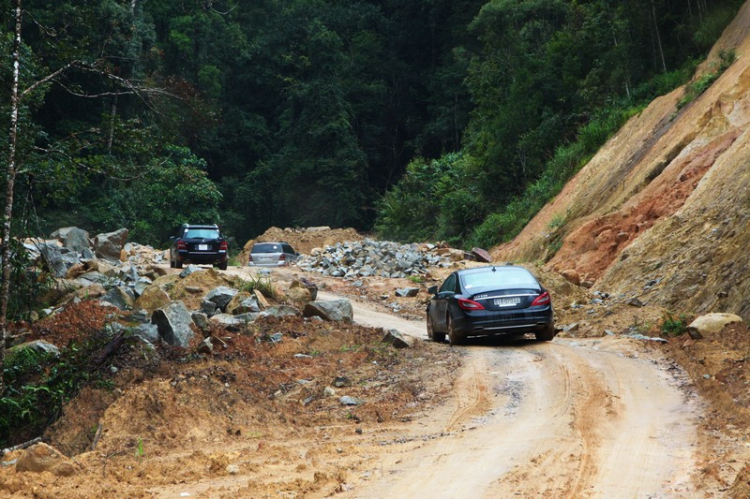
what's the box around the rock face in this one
[490,3,750,320]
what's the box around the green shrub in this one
[661,312,689,337]
[0,333,114,447]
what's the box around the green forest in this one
[1,0,742,250]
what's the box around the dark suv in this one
[170,224,228,270]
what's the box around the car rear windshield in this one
[462,268,538,291]
[185,228,220,239]
[252,243,282,253]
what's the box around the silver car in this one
[248,241,300,267]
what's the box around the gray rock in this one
[204,286,238,311]
[131,323,160,343]
[102,286,135,310]
[340,396,364,406]
[210,313,257,330]
[382,329,416,348]
[93,228,129,262]
[259,305,302,318]
[151,301,194,348]
[179,265,201,278]
[303,299,353,323]
[51,227,91,253]
[201,299,218,316]
[395,287,419,298]
[8,340,60,358]
[191,312,210,333]
[38,243,68,278]
[198,337,213,354]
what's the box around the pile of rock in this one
[297,239,461,278]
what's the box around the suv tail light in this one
[458,298,485,311]
[177,241,187,250]
[219,241,228,252]
[531,291,551,307]
[279,254,286,261]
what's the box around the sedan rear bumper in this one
[454,307,553,336]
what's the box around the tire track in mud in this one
[443,353,493,433]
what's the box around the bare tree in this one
[1,0,24,394]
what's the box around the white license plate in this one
[494,297,521,307]
[197,244,209,251]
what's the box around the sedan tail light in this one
[458,298,485,311]
[530,291,551,307]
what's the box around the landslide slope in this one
[492,2,750,319]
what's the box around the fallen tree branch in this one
[1,436,42,457]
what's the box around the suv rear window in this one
[252,243,282,253]
[184,228,220,239]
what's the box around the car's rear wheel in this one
[535,323,555,342]
[447,314,464,346]
[427,313,445,343]
[218,261,228,270]
[175,259,183,269]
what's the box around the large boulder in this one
[51,227,91,253]
[93,228,129,262]
[134,285,172,312]
[226,292,263,315]
[204,286,238,311]
[102,286,135,310]
[15,443,77,477]
[687,313,744,339]
[303,299,353,323]
[151,301,194,348]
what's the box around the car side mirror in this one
[428,285,438,295]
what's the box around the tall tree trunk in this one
[651,0,667,73]
[1,0,23,393]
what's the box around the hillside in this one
[492,2,750,320]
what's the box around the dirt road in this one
[313,291,702,498]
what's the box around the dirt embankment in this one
[238,227,364,265]
[491,2,750,320]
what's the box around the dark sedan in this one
[169,224,228,270]
[426,265,555,345]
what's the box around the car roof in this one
[182,224,219,229]
[457,264,534,276]
[253,241,292,247]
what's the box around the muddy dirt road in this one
[322,301,701,498]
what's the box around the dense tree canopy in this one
[0,0,742,249]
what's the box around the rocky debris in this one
[259,305,302,319]
[298,239,454,278]
[395,287,419,298]
[15,443,76,477]
[135,285,172,312]
[8,340,61,357]
[51,227,90,253]
[226,292,263,315]
[687,313,744,340]
[382,329,416,348]
[93,228,129,262]
[303,299,354,323]
[152,301,194,348]
[470,247,492,263]
[204,287,238,311]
